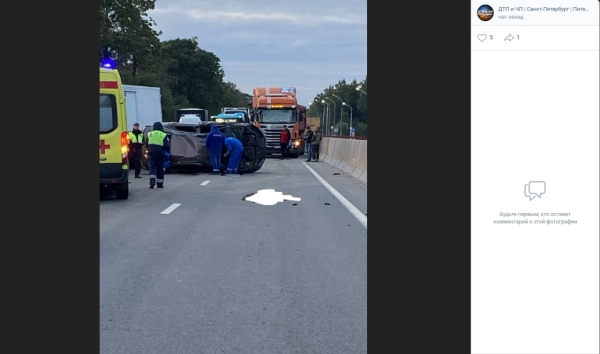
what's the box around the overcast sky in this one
[148,0,367,105]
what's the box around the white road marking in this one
[200,180,210,186]
[160,203,181,214]
[302,163,367,229]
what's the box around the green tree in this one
[309,76,367,136]
[161,37,226,114]
[99,0,162,75]
[100,2,254,121]
[355,122,367,137]
[307,93,325,118]
[118,43,183,121]
[356,76,367,123]
[220,82,251,107]
[335,122,349,136]
[328,79,362,126]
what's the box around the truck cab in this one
[250,87,306,158]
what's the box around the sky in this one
[148,0,367,105]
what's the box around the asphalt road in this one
[100,156,367,354]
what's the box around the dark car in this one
[141,121,267,174]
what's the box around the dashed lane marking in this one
[160,203,182,215]
[200,180,210,186]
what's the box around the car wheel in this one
[115,183,129,199]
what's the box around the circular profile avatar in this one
[477,5,494,21]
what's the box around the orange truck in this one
[250,87,307,158]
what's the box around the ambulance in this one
[99,60,129,199]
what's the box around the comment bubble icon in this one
[524,181,546,201]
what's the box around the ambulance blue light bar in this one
[101,58,116,69]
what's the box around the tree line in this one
[99,0,367,135]
[307,77,367,137]
[100,0,250,121]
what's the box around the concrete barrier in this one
[327,138,339,166]
[348,140,362,178]
[320,137,367,184]
[320,138,329,159]
[358,144,366,184]
[331,138,345,167]
[337,139,354,174]
[322,138,336,164]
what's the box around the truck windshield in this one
[257,109,296,124]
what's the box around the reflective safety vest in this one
[129,131,143,144]
[147,131,167,146]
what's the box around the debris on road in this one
[292,203,297,206]
[324,203,331,205]
[242,192,256,200]
[333,173,341,175]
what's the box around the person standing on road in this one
[147,122,170,189]
[280,125,291,160]
[303,126,313,162]
[128,123,144,178]
[224,137,244,174]
[205,125,225,175]
[311,126,322,162]
[164,151,171,171]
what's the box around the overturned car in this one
[141,122,267,174]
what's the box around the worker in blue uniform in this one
[205,125,225,174]
[224,137,244,174]
[164,151,171,171]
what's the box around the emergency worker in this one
[128,123,144,178]
[147,122,170,188]
[224,137,244,174]
[205,125,225,174]
[311,126,322,162]
[303,126,313,162]
[164,151,171,171]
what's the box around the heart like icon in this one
[477,34,487,42]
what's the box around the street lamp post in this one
[315,98,329,134]
[325,97,336,135]
[322,105,325,132]
[315,99,326,131]
[342,102,353,137]
[356,85,367,95]
[321,100,330,135]
[331,94,343,135]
